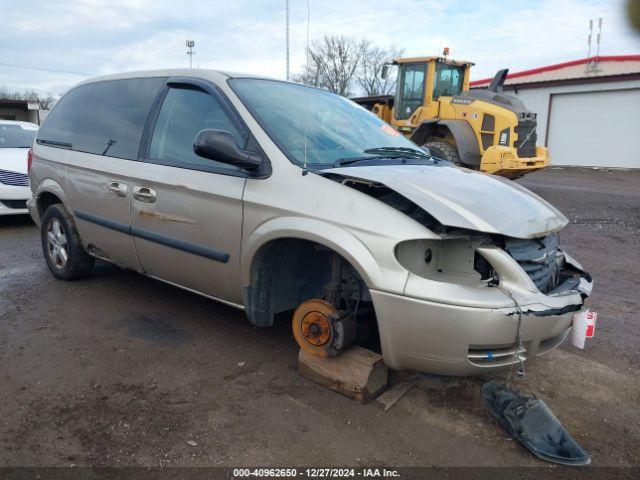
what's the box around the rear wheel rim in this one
[46,218,68,269]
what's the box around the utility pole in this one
[586,18,602,73]
[285,0,290,80]
[587,19,593,60]
[186,40,196,69]
[596,17,603,58]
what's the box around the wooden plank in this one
[298,346,388,403]
[376,380,416,411]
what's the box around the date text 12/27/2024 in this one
[232,468,400,478]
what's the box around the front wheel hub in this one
[292,299,337,357]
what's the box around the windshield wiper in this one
[334,149,435,168]
[334,156,379,167]
[36,139,72,149]
[363,146,430,158]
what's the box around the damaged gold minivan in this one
[27,70,592,375]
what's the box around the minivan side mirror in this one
[194,129,262,171]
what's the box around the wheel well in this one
[37,192,63,217]
[427,127,456,146]
[243,238,380,351]
[412,122,454,146]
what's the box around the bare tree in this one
[293,36,404,97]
[356,40,404,96]
[294,35,360,96]
[23,89,55,109]
[0,86,56,109]
[292,60,322,88]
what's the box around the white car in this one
[0,120,38,215]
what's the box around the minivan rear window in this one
[37,77,165,160]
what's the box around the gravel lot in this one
[1,167,638,471]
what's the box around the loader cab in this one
[385,57,473,124]
[432,62,467,99]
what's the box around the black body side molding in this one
[74,209,229,263]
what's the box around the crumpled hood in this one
[322,164,568,239]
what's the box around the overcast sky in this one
[0,0,637,96]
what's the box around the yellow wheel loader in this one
[352,56,549,178]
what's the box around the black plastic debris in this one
[481,380,591,466]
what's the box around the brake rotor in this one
[292,299,337,357]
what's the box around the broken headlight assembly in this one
[395,237,498,287]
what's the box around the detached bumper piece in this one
[481,381,591,466]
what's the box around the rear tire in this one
[423,140,462,166]
[41,204,94,280]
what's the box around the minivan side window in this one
[37,77,164,160]
[148,87,245,173]
[36,86,90,148]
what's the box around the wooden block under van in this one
[298,346,388,403]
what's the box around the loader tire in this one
[423,141,462,166]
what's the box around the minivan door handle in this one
[133,186,157,203]
[108,181,128,197]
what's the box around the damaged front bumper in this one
[371,246,592,376]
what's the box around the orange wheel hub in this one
[292,299,337,357]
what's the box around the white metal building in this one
[470,55,640,168]
[0,98,50,125]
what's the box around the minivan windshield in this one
[0,124,37,148]
[230,78,430,167]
